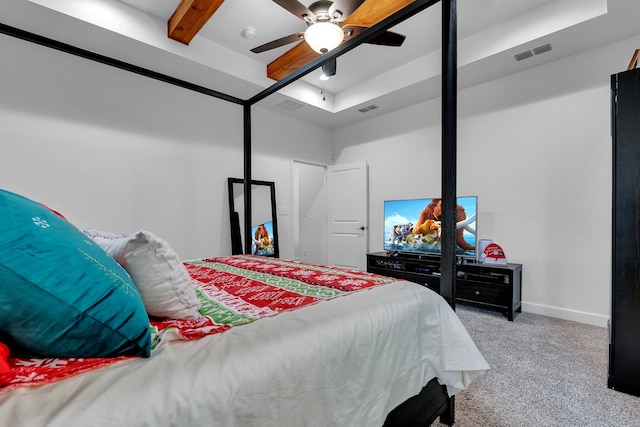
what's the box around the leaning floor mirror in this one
[227,178,279,258]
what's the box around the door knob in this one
[359,226,366,230]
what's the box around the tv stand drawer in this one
[456,282,509,307]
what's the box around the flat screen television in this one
[383,196,477,259]
[251,220,276,257]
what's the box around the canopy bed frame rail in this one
[0,23,244,105]
[0,1,458,424]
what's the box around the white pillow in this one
[84,229,201,320]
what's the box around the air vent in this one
[514,43,553,61]
[532,43,552,56]
[357,104,379,113]
[274,99,304,112]
[514,50,533,61]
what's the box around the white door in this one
[327,161,368,270]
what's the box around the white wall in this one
[0,32,333,260]
[332,34,640,327]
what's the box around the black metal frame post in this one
[243,104,252,255]
[440,0,457,309]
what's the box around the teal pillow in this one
[0,189,151,358]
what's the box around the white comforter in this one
[0,281,489,427]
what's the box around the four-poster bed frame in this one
[0,0,458,307]
[0,1,464,424]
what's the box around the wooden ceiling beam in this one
[168,0,225,45]
[342,0,414,27]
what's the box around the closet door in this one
[609,67,640,396]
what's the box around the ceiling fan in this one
[251,0,413,80]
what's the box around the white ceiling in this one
[2,0,640,128]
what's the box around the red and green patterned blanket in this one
[0,255,397,391]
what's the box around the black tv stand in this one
[366,251,522,321]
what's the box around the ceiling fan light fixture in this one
[304,22,344,54]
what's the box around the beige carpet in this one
[434,306,640,427]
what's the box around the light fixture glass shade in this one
[304,22,344,54]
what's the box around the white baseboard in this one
[522,302,609,328]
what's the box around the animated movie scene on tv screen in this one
[384,197,477,257]
[251,221,275,256]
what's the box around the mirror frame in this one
[227,177,279,258]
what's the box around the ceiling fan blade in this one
[251,33,304,53]
[366,30,406,47]
[273,0,316,22]
[343,25,405,47]
[322,58,337,77]
[329,0,366,22]
[341,0,414,27]
[267,41,320,81]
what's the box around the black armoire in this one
[609,67,640,396]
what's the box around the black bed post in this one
[243,103,252,255]
[439,10,458,426]
[440,0,457,311]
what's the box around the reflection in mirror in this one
[227,178,279,258]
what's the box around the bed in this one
[0,260,487,426]
[0,190,488,427]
